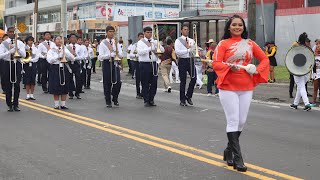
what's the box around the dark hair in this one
[298,33,308,45]
[69,33,78,39]
[25,36,34,42]
[265,42,270,46]
[137,32,144,37]
[43,31,51,36]
[143,27,152,32]
[222,15,248,40]
[106,26,115,32]
[181,24,189,30]
[166,39,173,45]
[128,39,132,44]
[7,27,15,32]
[306,38,311,43]
[3,34,8,38]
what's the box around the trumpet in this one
[59,30,68,86]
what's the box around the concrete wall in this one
[275,13,320,66]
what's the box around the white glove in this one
[9,48,16,54]
[87,66,92,69]
[245,64,257,74]
[110,52,115,57]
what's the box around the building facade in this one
[4,0,179,39]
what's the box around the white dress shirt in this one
[127,44,133,59]
[0,38,26,61]
[137,37,164,62]
[67,43,85,61]
[174,35,195,58]
[37,40,55,59]
[129,43,138,61]
[98,38,123,61]
[25,44,40,63]
[47,46,75,65]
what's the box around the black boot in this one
[227,132,247,172]
[223,142,234,166]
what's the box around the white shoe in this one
[199,84,203,89]
[176,80,180,83]
[207,93,212,96]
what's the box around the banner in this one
[96,2,107,19]
[105,2,115,21]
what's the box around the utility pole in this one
[33,0,38,41]
[261,0,267,43]
[61,0,67,37]
[247,0,256,41]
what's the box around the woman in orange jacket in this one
[212,15,269,172]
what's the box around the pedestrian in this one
[160,38,175,93]
[47,36,75,109]
[212,14,269,172]
[266,41,277,83]
[310,39,320,107]
[23,36,39,100]
[205,39,219,96]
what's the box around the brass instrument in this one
[110,26,121,85]
[153,24,163,58]
[21,49,32,63]
[192,24,200,58]
[59,29,68,86]
[10,21,20,83]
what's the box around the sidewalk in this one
[91,67,317,105]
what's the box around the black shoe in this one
[30,97,36,100]
[223,142,234,166]
[60,106,69,110]
[227,132,247,172]
[186,97,193,105]
[13,106,20,112]
[289,94,294,98]
[69,96,74,99]
[114,101,119,106]
[76,95,82,99]
[303,104,311,111]
[86,87,91,89]
[144,102,151,107]
[54,106,60,109]
[307,93,312,97]
[149,101,157,106]
[180,102,187,106]
[7,106,13,112]
[80,90,85,93]
[106,103,112,108]
[136,95,143,99]
[44,91,48,94]
[168,87,171,93]
[290,104,298,109]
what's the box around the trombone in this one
[188,24,199,79]
[10,21,22,84]
[110,26,121,85]
[59,30,68,86]
[151,24,163,76]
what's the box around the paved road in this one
[0,74,319,180]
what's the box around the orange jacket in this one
[212,36,269,90]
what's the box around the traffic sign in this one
[17,22,28,33]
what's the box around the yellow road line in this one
[0,94,304,180]
[3,99,275,180]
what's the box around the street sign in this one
[17,22,28,33]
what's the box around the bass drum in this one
[285,45,315,76]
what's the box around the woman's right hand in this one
[229,64,239,72]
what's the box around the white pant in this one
[195,64,203,86]
[169,61,180,83]
[293,75,310,106]
[219,90,253,132]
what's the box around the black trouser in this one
[39,58,50,91]
[84,62,92,88]
[68,62,82,97]
[207,71,219,94]
[0,60,5,92]
[36,60,42,84]
[178,58,197,103]
[80,61,86,90]
[134,61,141,96]
[127,59,132,74]
[91,57,97,73]
[2,61,22,107]
[102,60,122,104]
[140,62,158,103]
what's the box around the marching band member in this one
[290,33,312,111]
[205,39,219,96]
[213,15,269,172]
[129,32,144,99]
[67,33,84,99]
[78,38,86,93]
[47,36,75,109]
[0,27,26,111]
[137,27,164,107]
[38,31,55,93]
[174,24,197,106]
[127,39,134,78]
[23,36,40,100]
[83,39,94,89]
[98,26,123,108]
[311,39,320,106]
